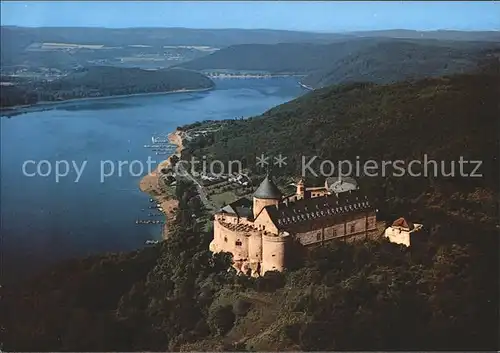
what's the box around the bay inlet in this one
[0,77,306,283]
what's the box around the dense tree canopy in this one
[186,71,499,230]
[2,177,498,351]
[0,66,214,108]
[179,38,500,88]
[2,71,498,351]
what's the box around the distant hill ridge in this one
[2,26,498,48]
[351,29,500,42]
[301,39,500,88]
[178,38,500,88]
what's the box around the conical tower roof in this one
[253,175,282,200]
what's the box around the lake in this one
[0,77,306,284]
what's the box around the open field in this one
[208,190,240,208]
[35,42,106,50]
[163,45,219,52]
[119,56,166,62]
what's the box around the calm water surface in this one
[1,78,305,283]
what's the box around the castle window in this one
[350,224,356,233]
[224,236,228,242]
[235,240,242,246]
[263,226,266,230]
[316,233,321,241]
[333,229,337,236]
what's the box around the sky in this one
[1,1,499,32]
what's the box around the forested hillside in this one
[178,38,500,88]
[186,71,499,230]
[0,66,214,107]
[351,29,500,42]
[2,179,498,351]
[178,39,381,73]
[2,71,499,351]
[301,40,500,87]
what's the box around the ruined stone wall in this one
[384,223,424,247]
[384,227,411,246]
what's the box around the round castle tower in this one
[252,174,282,219]
[252,175,289,274]
[262,232,290,273]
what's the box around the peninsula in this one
[0,66,215,108]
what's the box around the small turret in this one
[296,178,305,198]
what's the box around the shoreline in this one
[0,86,214,114]
[139,130,184,240]
[208,74,306,79]
[298,81,315,91]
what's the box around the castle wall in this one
[366,212,376,230]
[253,198,279,219]
[384,227,411,246]
[297,228,323,245]
[324,223,346,240]
[384,223,424,247]
[211,217,265,276]
[296,182,304,199]
[211,199,379,276]
[214,213,238,224]
[305,187,329,198]
[254,208,279,234]
[345,216,367,235]
[211,220,249,260]
[294,211,378,246]
[248,233,263,263]
[262,233,289,273]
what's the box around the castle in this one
[209,175,380,276]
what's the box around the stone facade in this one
[209,176,381,276]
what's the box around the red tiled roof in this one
[392,217,414,230]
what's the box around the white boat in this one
[145,239,159,245]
